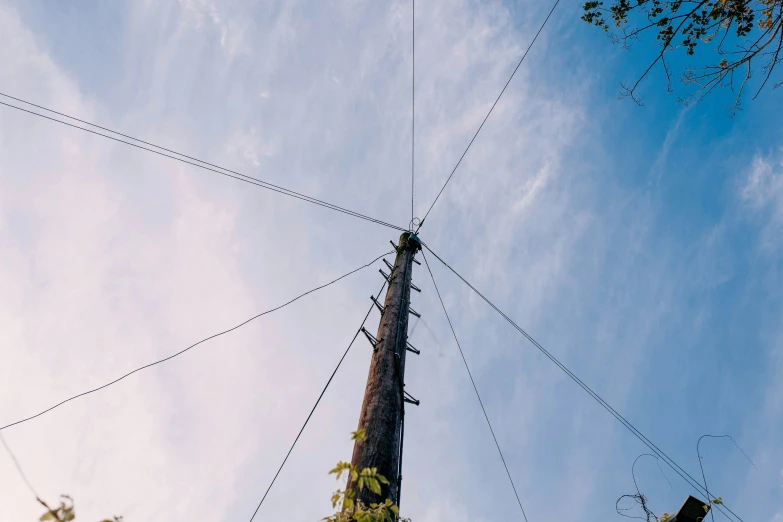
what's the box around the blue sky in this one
[0,1,781,521]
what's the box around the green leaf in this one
[330,461,354,480]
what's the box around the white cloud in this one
[224,127,277,167]
[740,150,783,250]
[0,0,603,518]
[742,151,783,208]
[10,1,779,522]
[177,0,248,56]
[0,4,325,520]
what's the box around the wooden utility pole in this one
[348,231,422,508]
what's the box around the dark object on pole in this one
[668,496,711,522]
[347,232,421,509]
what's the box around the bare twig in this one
[584,0,783,113]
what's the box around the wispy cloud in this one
[740,150,783,250]
[2,1,783,522]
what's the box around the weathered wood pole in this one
[348,231,421,508]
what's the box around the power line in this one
[411,0,415,228]
[0,432,40,500]
[422,242,744,522]
[248,279,388,521]
[424,242,742,522]
[421,250,529,522]
[616,454,665,522]
[697,435,755,522]
[415,0,561,233]
[0,251,392,434]
[0,94,405,233]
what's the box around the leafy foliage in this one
[37,495,122,522]
[323,431,410,522]
[38,496,75,522]
[582,0,783,112]
[33,430,404,522]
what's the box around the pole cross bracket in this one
[361,328,382,353]
[370,296,385,315]
[383,258,395,272]
[410,281,421,293]
[406,341,420,355]
[403,391,420,406]
[379,269,392,284]
[409,307,421,318]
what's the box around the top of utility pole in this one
[401,231,422,251]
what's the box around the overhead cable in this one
[416,0,561,232]
[697,435,755,522]
[0,93,405,232]
[248,279,389,521]
[422,243,743,522]
[0,251,392,434]
[411,0,416,228]
[421,250,529,522]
